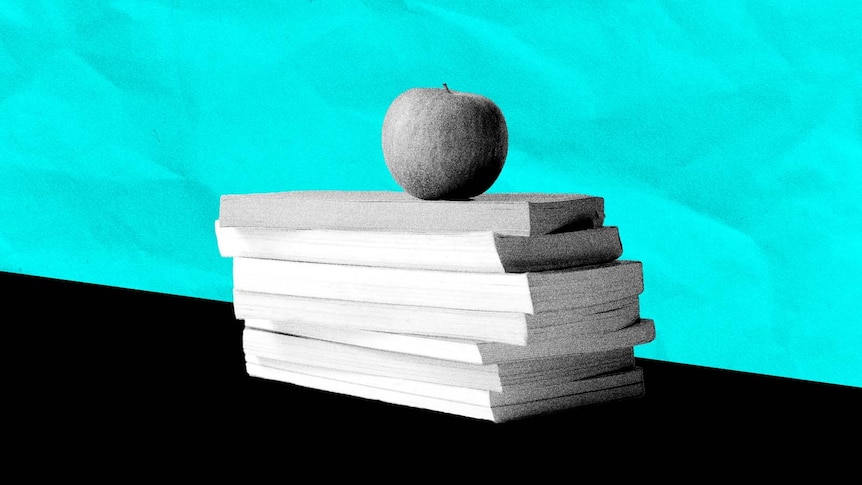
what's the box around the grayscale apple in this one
[382,85,508,200]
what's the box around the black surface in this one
[6,270,859,468]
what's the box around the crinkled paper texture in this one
[1,1,860,387]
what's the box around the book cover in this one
[243,318,655,364]
[216,221,623,273]
[232,258,644,313]
[232,291,641,346]
[245,359,644,423]
[218,191,605,236]
[242,326,639,392]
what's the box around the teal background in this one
[2,2,860,387]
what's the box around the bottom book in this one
[244,355,645,423]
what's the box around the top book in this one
[218,191,605,236]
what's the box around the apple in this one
[382,84,508,200]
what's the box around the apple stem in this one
[443,83,451,93]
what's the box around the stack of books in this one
[215,191,655,423]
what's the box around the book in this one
[245,358,645,423]
[242,326,638,392]
[243,318,656,364]
[232,258,644,314]
[245,355,643,408]
[233,291,641,346]
[215,222,623,273]
[218,191,606,236]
